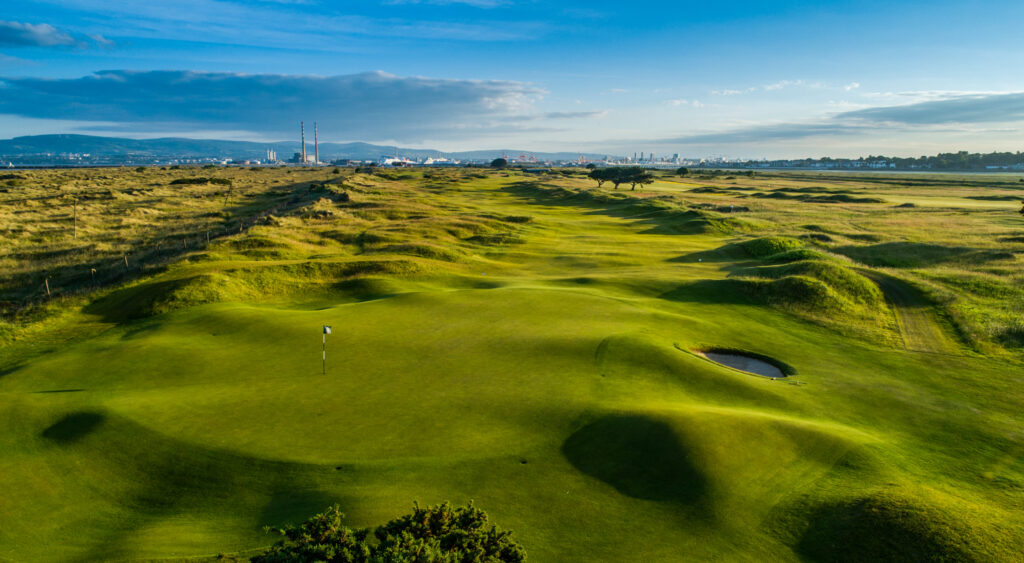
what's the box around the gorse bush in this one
[252,502,526,563]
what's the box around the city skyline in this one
[2,0,1024,158]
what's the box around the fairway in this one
[1,167,1023,561]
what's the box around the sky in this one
[2,0,1024,159]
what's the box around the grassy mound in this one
[738,260,884,305]
[794,493,980,562]
[85,258,424,320]
[738,236,805,259]
[763,248,835,263]
[749,275,851,311]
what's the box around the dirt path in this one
[866,272,960,355]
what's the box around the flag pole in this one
[322,325,332,375]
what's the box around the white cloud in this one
[0,69,545,142]
[0,20,76,47]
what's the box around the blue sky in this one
[2,0,1024,158]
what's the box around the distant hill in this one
[0,134,613,162]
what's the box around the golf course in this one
[1,166,1023,561]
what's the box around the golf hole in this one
[695,348,793,379]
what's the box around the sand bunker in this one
[698,351,787,379]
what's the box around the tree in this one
[618,167,654,191]
[676,167,689,176]
[588,168,612,188]
[252,502,526,563]
[490,158,508,169]
[1020,201,1024,217]
[585,163,597,170]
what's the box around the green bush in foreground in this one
[252,502,526,563]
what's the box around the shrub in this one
[252,502,525,563]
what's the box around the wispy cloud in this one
[839,92,1024,125]
[657,122,868,145]
[0,70,544,142]
[543,110,606,119]
[647,91,1024,146]
[382,0,510,7]
[0,20,110,48]
[33,0,540,46]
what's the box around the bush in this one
[252,502,525,563]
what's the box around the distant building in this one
[290,152,318,164]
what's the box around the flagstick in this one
[322,330,326,375]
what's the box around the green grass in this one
[1,167,1023,561]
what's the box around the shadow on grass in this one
[500,181,744,236]
[835,242,1011,268]
[257,488,349,529]
[42,411,105,443]
[562,414,707,504]
[669,243,750,264]
[659,279,755,305]
[83,278,188,323]
[795,496,976,563]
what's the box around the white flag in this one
[323,325,332,335]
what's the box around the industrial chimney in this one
[314,122,319,165]
[301,122,306,164]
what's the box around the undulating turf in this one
[1,167,1022,561]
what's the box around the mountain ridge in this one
[0,134,613,162]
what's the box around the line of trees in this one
[588,167,655,190]
[740,151,1024,170]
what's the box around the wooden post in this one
[90,268,96,285]
[73,199,78,239]
[123,255,129,270]
[44,277,51,298]
[206,230,210,244]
